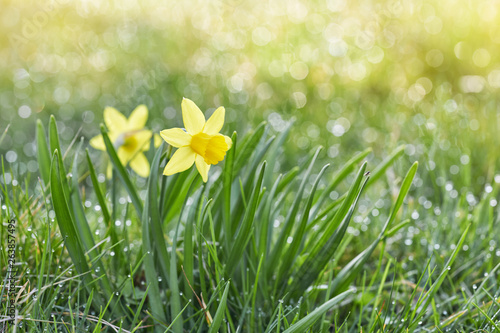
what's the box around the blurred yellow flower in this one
[160,98,232,182]
[90,105,161,178]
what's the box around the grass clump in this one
[1,112,499,332]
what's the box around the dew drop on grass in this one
[287,237,293,244]
[110,251,115,256]
[473,284,477,290]
[158,277,162,282]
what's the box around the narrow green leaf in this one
[223,131,237,250]
[282,289,354,333]
[227,162,266,275]
[233,121,266,174]
[36,119,51,185]
[278,163,329,286]
[267,147,322,278]
[207,281,231,333]
[85,149,111,229]
[366,145,405,185]
[170,177,198,333]
[147,143,171,285]
[330,162,418,294]
[311,148,371,218]
[141,180,167,328]
[409,222,470,329]
[263,120,293,188]
[294,166,368,294]
[50,150,105,308]
[100,124,143,217]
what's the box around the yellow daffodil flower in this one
[160,98,232,182]
[90,105,161,178]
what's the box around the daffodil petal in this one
[163,147,196,176]
[153,133,162,148]
[195,154,210,182]
[132,130,153,152]
[128,104,148,131]
[89,134,106,151]
[160,128,192,148]
[106,162,112,179]
[182,98,205,134]
[104,107,128,134]
[203,106,225,135]
[118,147,134,165]
[224,135,232,150]
[129,153,150,178]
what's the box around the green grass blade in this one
[141,183,167,329]
[409,223,471,329]
[100,124,143,217]
[146,143,172,285]
[293,167,368,294]
[226,162,266,275]
[311,148,372,217]
[277,163,329,287]
[36,119,51,185]
[366,145,405,185]
[267,147,322,278]
[233,122,266,174]
[85,149,113,232]
[330,162,418,294]
[50,150,105,309]
[282,289,354,333]
[223,131,237,249]
[207,281,231,333]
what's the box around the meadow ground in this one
[1,0,500,332]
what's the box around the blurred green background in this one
[1,0,500,192]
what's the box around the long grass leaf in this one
[282,289,354,333]
[36,120,51,185]
[207,281,231,333]
[100,124,143,217]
